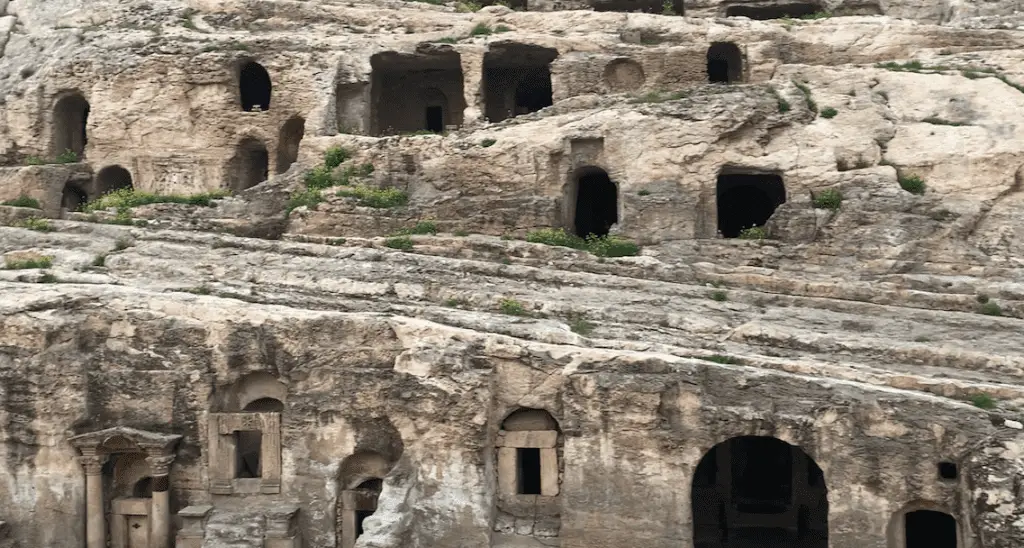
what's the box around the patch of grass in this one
[91,254,107,267]
[37,272,59,283]
[2,195,41,208]
[567,313,595,335]
[470,23,492,36]
[336,186,409,208]
[26,156,43,165]
[875,60,925,72]
[443,297,468,308]
[19,217,53,232]
[525,228,640,257]
[83,188,230,213]
[456,0,482,11]
[995,73,1024,94]
[323,146,352,169]
[286,189,323,215]
[799,10,832,19]
[813,188,843,210]
[304,166,335,190]
[898,174,926,195]
[738,226,767,240]
[435,36,459,44]
[4,255,53,269]
[407,0,446,4]
[325,238,346,246]
[637,189,651,196]
[975,294,990,304]
[710,290,728,302]
[661,0,678,14]
[792,79,817,114]
[495,24,512,33]
[970,393,996,410]
[978,301,1002,316]
[820,107,838,119]
[701,354,739,364]
[769,87,791,113]
[499,298,526,316]
[480,138,497,147]
[922,117,968,126]
[55,149,78,164]
[186,285,212,295]
[453,229,470,237]
[384,236,414,251]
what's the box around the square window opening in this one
[938,461,958,481]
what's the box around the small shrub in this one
[113,238,133,251]
[898,174,926,195]
[978,301,1002,316]
[19,217,52,232]
[568,314,595,335]
[499,298,526,316]
[336,186,408,208]
[799,10,832,19]
[637,189,651,196]
[456,0,482,11]
[453,229,470,237]
[326,238,346,246]
[769,87,791,113]
[304,166,336,190]
[587,235,640,257]
[975,294,990,304]
[4,255,53,269]
[92,254,107,267]
[494,24,512,33]
[710,290,728,302]
[186,285,212,295]
[323,146,352,169]
[38,272,59,284]
[820,107,838,119]
[408,220,437,235]
[480,138,497,148]
[286,189,323,215]
[661,0,677,14]
[2,195,41,209]
[970,393,996,410]
[526,227,586,249]
[443,297,468,308]
[384,236,414,251]
[702,354,739,364]
[55,149,78,164]
[26,156,43,165]
[813,188,843,210]
[738,226,767,240]
[792,80,817,114]
[436,36,459,44]
[875,60,924,72]
[470,23,492,36]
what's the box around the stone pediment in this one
[68,426,181,454]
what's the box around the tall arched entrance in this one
[571,167,618,238]
[240,61,272,112]
[95,166,134,196]
[691,436,828,548]
[229,138,269,192]
[276,116,305,174]
[53,93,90,158]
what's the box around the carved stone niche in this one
[208,412,282,495]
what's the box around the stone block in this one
[498,430,558,448]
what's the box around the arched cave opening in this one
[276,116,305,174]
[370,51,465,136]
[592,0,664,13]
[483,43,558,122]
[61,183,87,212]
[231,138,269,192]
[716,172,786,238]
[240,61,272,112]
[905,510,957,548]
[707,42,743,84]
[53,93,89,158]
[572,167,618,238]
[692,436,828,548]
[133,477,153,498]
[354,478,384,539]
[95,166,134,197]
[725,3,820,19]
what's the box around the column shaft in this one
[85,471,105,548]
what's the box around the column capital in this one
[146,454,176,477]
[76,454,106,475]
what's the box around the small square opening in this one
[516,447,542,495]
[938,461,958,481]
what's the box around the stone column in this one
[76,451,106,548]
[146,454,175,548]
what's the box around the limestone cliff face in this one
[0,0,1024,546]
